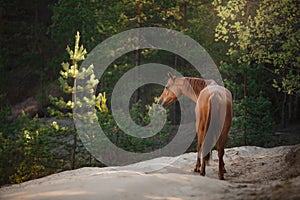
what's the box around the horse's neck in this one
[181,77,209,103]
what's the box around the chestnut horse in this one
[158,72,232,180]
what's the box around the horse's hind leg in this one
[217,121,230,180]
[194,154,200,173]
[200,153,209,176]
[194,141,201,173]
[217,147,225,180]
[216,135,227,180]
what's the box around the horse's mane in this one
[183,77,208,97]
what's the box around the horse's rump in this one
[197,85,230,157]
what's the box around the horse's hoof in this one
[194,168,200,173]
[200,172,205,176]
[218,173,225,180]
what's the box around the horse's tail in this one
[202,86,227,158]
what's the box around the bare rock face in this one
[8,97,43,120]
[284,145,300,178]
[7,81,64,121]
[1,144,300,200]
[7,81,63,121]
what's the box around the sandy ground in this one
[1,144,299,200]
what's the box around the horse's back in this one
[198,84,232,105]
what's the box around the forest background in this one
[0,0,299,186]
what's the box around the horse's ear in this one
[168,72,176,81]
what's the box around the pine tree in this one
[48,32,107,169]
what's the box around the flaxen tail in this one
[202,86,227,159]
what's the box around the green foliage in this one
[215,0,300,145]
[249,0,300,94]
[215,0,251,48]
[98,100,171,153]
[184,0,227,63]
[220,57,276,147]
[49,0,197,96]
[48,32,107,119]
[0,95,100,186]
[49,0,110,51]
[8,115,53,184]
[230,96,274,147]
[118,0,182,29]
[0,0,57,103]
[216,0,300,94]
[0,112,69,185]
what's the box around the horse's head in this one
[158,72,183,107]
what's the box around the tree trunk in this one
[288,95,292,121]
[183,1,187,27]
[133,0,142,105]
[294,94,299,121]
[243,72,248,145]
[213,0,217,16]
[71,63,77,170]
[71,132,77,170]
[281,93,287,128]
